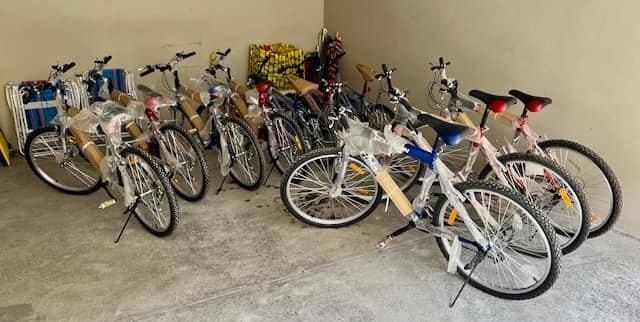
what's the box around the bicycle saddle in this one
[416,112,471,146]
[287,75,318,95]
[468,90,517,113]
[509,89,552,112]
[356,64,377,82]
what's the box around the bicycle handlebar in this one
[95,55,112,65]
[177,51,196,59]
[430,57,451,71]
[61,62,76,73]
[216,48,231,57]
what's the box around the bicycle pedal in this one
[98,199,117,209]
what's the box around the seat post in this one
[360,80,368,105]
[520,107,529,118]
[479,107,491,129]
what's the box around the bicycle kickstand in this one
[114,196,141,244]
[215,175,227,195]
[263,155,278,185]
[449,248,488,308]
[377,222,416,248]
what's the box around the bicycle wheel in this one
[433,180,561,300]
[366,103,394,131]
[478,152,590,254]
[281,148,382,227]
[25,125,102,194]
[120,147,179,236]
[268,113,306,174]
[538,139,622,237]
[225,116,265,190]
[157,123,210,202]
[438,142,471,174]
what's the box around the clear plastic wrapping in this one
[340,119,409,156]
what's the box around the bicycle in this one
[487,89,622,237]
[24,62,179,240]
[426,58,591,254]
[83,55,211,201]
[139,51,265,190]
[207,49,305,175]
[281,110,561,302]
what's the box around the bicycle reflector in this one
[489,99,508,113]
[526,99,543,112]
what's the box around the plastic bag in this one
[340,119,408,156]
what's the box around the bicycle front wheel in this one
[538,139,622,237]
[268,113,306,174]
[158,123,210,202]
[478,153,590,255]
[225,116,265,190]
[434,180,561,300]
[120,147,179,236]
[25,125,102,194]
[280,148,382,227]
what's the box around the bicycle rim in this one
[543,146,613,232]
[285,153,379,226]
[227,120,261,187]
[27,128,101,193]
[271,116,304,173]
[122,152,173,233]
[436,186,554,296]
[159,126,206,200]
[497,161,585,250]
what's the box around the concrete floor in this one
[1,153,639,322]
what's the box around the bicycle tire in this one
[225,116,265,190]
[538,139,622,238]
[25,125,102,195]
[268,112,306,174]
[158,123,210,202]
[120,147,179,236]
[433,180,561,300]
[280,147,382,228]
[477,152,590,254]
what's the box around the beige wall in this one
[0,0,323,144]
[325,0,640,236]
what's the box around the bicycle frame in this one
[332,123,491,251]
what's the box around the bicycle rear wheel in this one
[478,153,590,254]
[25,125,102,194]
[157,123,210,201]
[225,116,265,190]
[538,139,622,237]
[434,180,561,300]
[280,148,382,227]
[120,147,179,236]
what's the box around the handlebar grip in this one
[139,68,154,77]
[180,51,196,59]
[103,56,112,65]
[224,48,231,56]
[62,62,76,73]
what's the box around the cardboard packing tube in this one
[181,86,205,106]
[375,169,413,217]
[111,90,133,106]
[67,106,104,171]
[228,80,248,99]
[180,98,206,131]
[110,90,149,150]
